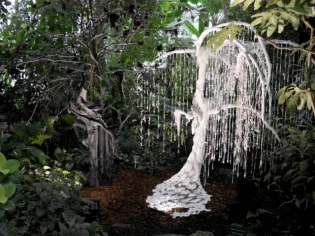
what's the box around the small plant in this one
[0,152,20,214]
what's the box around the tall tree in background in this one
[0,0,175,186]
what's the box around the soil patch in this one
[81,168,236,236]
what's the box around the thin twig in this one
[264,39,315,55]
[279,198,295,208]
[116,111,134,136]
[27,101,39,125]
[52,105,69,123]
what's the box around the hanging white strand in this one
[140,74,145,147]
[162,69,166,152]
[147,72,152,147]
[157,82,160,139]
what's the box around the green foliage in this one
[12,122,52,146]
[277,83,315,113]
[0,170,106,236]
[265,123,315,209]
[61,114,76,126]
[0,118,104,235]
[184,20,202,37]
[0,152,20,212]
[231,0,314,37]
[206,23,243,49]
[0,152,20,175]
[9,140,50,166]
[118,148,176,172]
[230,208,274,236]
[117,124,178,171]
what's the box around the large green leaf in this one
[0,185,7,204]
[287,6,309,15]
[0,199,16,211]
[267,24,277,37]
[286,95,300,113]
[198,17,204,36]
[300,159,309,172]
[0,153,5,167]
[3,183,16,198]
[61,114,76,125]
[26,146,48,165]
[184,21,200,37]
[250,17,262,27]
[2,159,20,174]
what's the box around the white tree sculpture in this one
[146,22,280,218]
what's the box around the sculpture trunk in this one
[146,49,213,218]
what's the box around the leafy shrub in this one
[237,123,315,235]
[0,124,106,236]
[265,124,315,210]
[0,170,107,236]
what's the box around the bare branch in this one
[27,100,39,125]
[116,111,134,136]
[75,37,99,65]
[265,39,315,55]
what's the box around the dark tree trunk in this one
[69,88,116,186]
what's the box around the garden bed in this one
[82,168,236,236]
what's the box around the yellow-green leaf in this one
[243,0,255,10]
[290,15,300,30]
[280,12,291,21]
[20,23,28,29]
[254,0,262,10]
[286,95,300,113]
[267,25,277,37]
[250,17,262,27]
[297,97,306,110]
[287,0,299,8]
[276,1,284,7]
[270,14,278,26]
[206,23,243,50]
[278,24,284,33]
[231,0,245,7]
[252,12,266,18]
[266,0,279,7]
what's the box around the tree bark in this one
[69,88,116,186]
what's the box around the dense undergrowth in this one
[0,122,107,235]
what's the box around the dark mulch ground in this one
[82,167,236,236]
